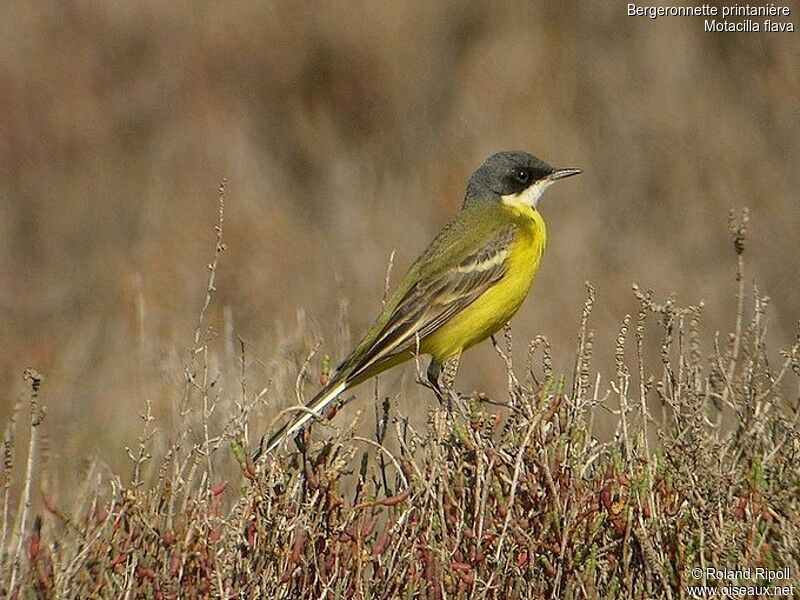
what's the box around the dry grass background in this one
[1,2,799,597]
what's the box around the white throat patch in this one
[500,178,556,209]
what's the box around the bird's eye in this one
[515,169,530,184]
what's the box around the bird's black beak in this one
[547,167,582,181]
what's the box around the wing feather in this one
[340,225,517,383]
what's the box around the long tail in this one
[256,379,348,457]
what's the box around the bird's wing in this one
[339,223,517,383]
[254,215,516,458]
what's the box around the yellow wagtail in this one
[259,151,580,455]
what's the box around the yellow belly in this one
[420,206,546,360]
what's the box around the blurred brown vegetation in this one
[1,2,798,493]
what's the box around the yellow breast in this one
[421,205,546,360]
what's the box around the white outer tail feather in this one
[263,381,347,455]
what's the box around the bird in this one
[257,151,580,456]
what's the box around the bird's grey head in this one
[464,151,581,209]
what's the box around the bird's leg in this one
[425,358,444,401]
[425,356,465,417]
